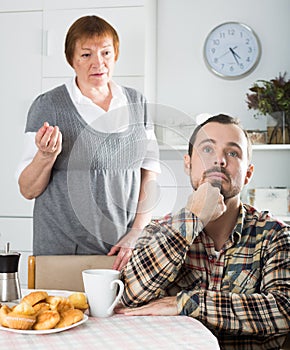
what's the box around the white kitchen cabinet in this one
[0,10,41,289]
[153,150,192,218]
[153,186,192,218]
[43,0,144,10]
[245,145,290,222]
[248,145,290,189]
[0,0,41,11]
[0,11,41,217]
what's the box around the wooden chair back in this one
[28,255,116,291]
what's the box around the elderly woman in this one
[17,15,160,270]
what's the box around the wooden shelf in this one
[252,144,290,150]
[159,144,290,151]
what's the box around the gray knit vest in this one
[26,84,149,255]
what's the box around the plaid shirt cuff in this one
[176,291,200,318]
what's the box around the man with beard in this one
[116,114,290,350]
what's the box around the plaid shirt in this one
[121,204,290,349]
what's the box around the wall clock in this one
[203,22,261,79]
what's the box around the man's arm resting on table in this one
[116,293,200,318]
[119,226,290,337]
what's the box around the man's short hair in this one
[188,114,252,161]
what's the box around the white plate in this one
[0,289,89,334]
[0,314,88,334]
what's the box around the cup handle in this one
[107,279,124,316]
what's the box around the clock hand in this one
[230,47,241,59]
[217,45,239,59]
[217,50,231,59]
[229,47,240,65]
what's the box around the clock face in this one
[204,22,261,79]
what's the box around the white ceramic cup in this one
[82,269,124,317]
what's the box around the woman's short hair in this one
[65,15,119,67]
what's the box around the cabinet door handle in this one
[42,30,49,56]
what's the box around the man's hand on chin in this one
[186,182,226,225]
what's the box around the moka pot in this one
[0,243,21,302]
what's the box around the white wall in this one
[155,0,290,131]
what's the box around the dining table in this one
[0,289,220,349]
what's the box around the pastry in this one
[13,301,36,315]
[68,292,89,311]
[22,291,49,306]
[33,302,51,314]
[5,312,36,330]
[46,296,74,312]
[33,310,60,330]
[0,304,12,327]
[55,308,84,328]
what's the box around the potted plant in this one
[246,72,290,143]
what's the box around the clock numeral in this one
[230,66,234,72]
[214,58,218,64]
[248,47,253,53]
[246,56,251,62]
[245,38,250,45]
[239,63,244,70]
[228,29,235,36]
[219,32,226,39]
[213,39,220,46]
[211,48,216,54]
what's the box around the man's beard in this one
[190,167,240,200]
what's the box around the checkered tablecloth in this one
[0,314,219,349]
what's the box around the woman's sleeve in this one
[25,92,56,132]
[140,93,161,173]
